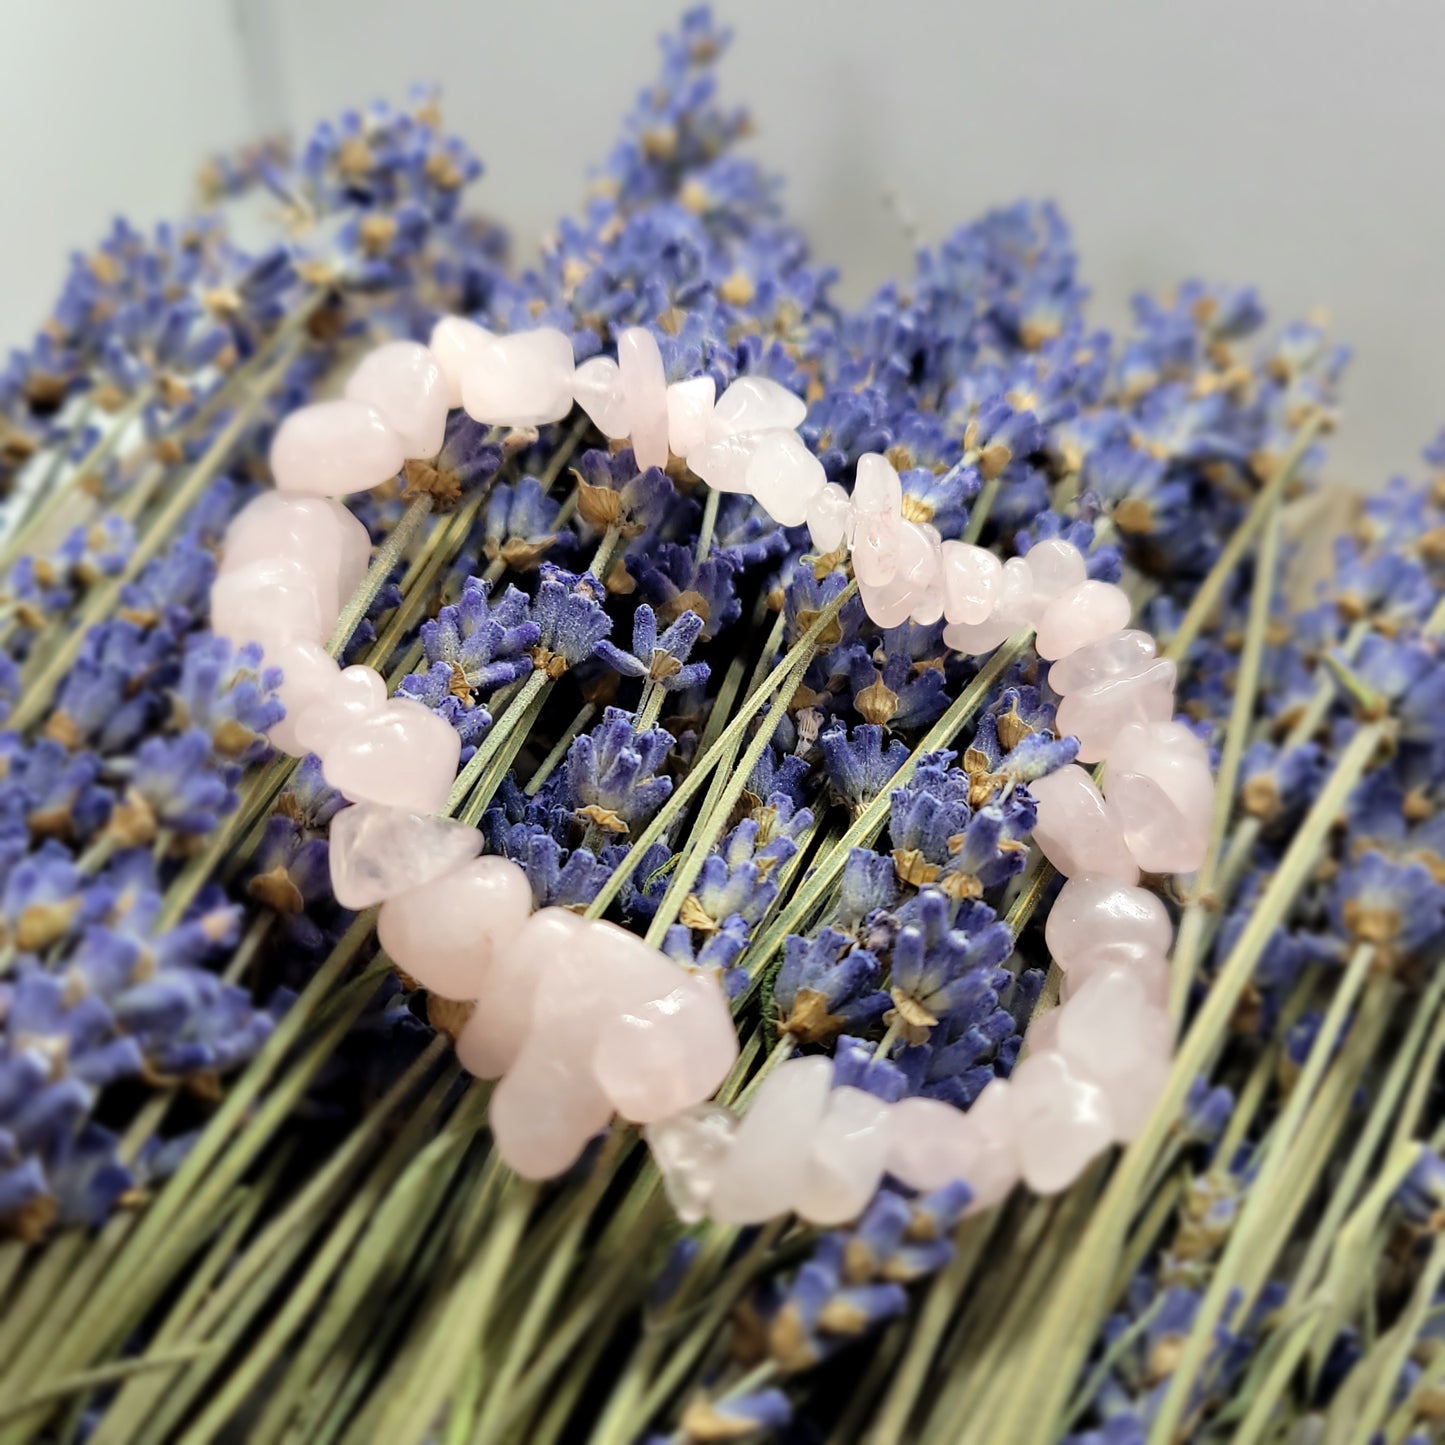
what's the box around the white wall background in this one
[3,0,1442,488]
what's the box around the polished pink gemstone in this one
[292,664,387,758]
[707,376,806,442]
[665,377,716,457]
[264,640,339,757]
[1025,1006,1062,1055]
[1044,874,1173,971]
[457,907,578,1080]
[940,541,1002,626]
[222,493,371,617]
[270,399,406,497]
[377,855,534,1000]
[572,356,632,439]
[1029,764,1139,883]
[942,612,1018,656]
[1103,721,1214,874]
[461,327,575,429]
[1060,944,1171,1007]
[327,803,483,910]
[807,482,854,553]
[1056,965,1173,1084]
[1047,629,1157,696]
[1023,538,1088,602]
[745,430,827,526]
[1034,581,1132,662]
[858,521,942,628]
[850,454,904,587]
[321,697,461,814]
[708,1056,833,1224]
[1008,1050,1115,1193]
[617,327,670,469]
[211,557,332,654]
[429,317,493,408]
[344,341,450,458]
[687,432,758,493]
[793,1086,893,1226]
[1099,1047,1172,1142]
[1055,658,1177,762]
[885,1082,1020,1212]
[644,1104,738,1223]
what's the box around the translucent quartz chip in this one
[1022,537,1087,603]
[806,482,854,554]
[429,316,494,407]
[270,399,406,497]
[745,430,826,526]
[344,341,450,458]
[487,942,625,1180]
[687,431,759,493]
[1100,1048,1172,1142]
[885,1083,1019,1213]
[940,541,1003,626]
[1055,658,1177,763]
[1044,875,1173,971]
[322,697,461,814]
[211,557,332,655]
[1056,965,1173,1085]
[1103,721,1214,875]
[377,855,534,1001]
[264,641,340,758]
[460,327,575,429]
[707,375,806,442]
[617,328,669,469]
[708,1055,833,1224]
[1008,1050,1115,1194]
[1047,629,1157,695]
[850,453,905,587]
[572,355,632,440]
[327,803,483,910]
[665,376,716,457]
[293,664,387,758]
[457,907,580,1080]
[1029,764,1139,883]
[645,1103,738,1224]
[858,520,943,628]
[793,1086,893,1226]
[1060,944,1170,1007]
[1034,580,1132,661]
[222,493,370,618]
[943,612,1017,656]
[1025,1006,1061,1055]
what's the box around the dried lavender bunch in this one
[0,11,1433,1445]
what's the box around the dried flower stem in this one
[327,494,433,657]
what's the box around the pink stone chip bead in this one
[709,1056,833,1225]
[885,1083,1019,1213]
[270,399,406,497]
[344,341,450,459]
[460,327,575,429]
[327,802,483,910]
[1060,944,1170,1007]
[1044,875,1173,971]
[222,493,370,617]
[686,432,758,494]
[429,316,493,407]
[806,482,854,554]
[264,641,340,758]
[1056,966,1173,1086]
[322,697,461,814]
[1099,1048,1172,1142]
[793,1086,893,1226]
[1055,658,1177,763]
[644,1103,738,1223]
[851,453,904,587]
[942,612,1017,656]
[211,558,332,655]
[617,327,670,469]
[1103,721,1214,874]
[1047,629,1157,695]
[1025,1007,1062,1056]
[1023,538,1087,603]
[1029,764,1139,883]
[293,664,387,758]
[666,377,716,457]
[940,541,1002,626]
[745,430,827,527]
[572,356,632,440]
[1008,1050,1115,1194]
[858,521,942,628]
[457,907,579,1081]
[377,855,533,1001]
[707,376,806,442]
[1033,580,1132,662]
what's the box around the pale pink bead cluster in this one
[206,316,1213,1223]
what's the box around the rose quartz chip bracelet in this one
[206,316,1214,1222]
